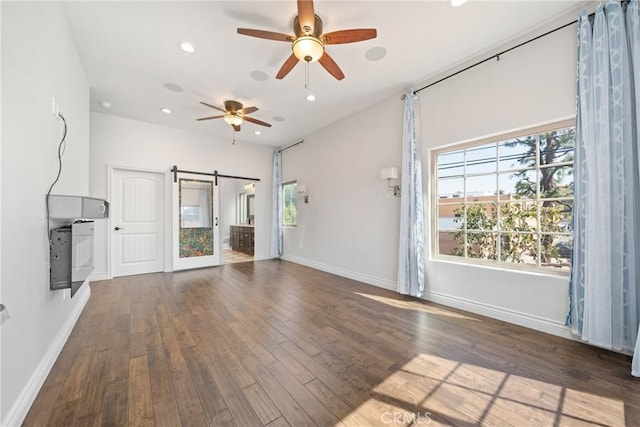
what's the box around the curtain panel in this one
[570,0,640,376]
[397,90,426,297]
[271,150,283,258]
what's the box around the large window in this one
[282,181,297,227]
[433,120,575,272]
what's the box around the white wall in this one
[1,2,91,424]
[281,97,403,289]
[89,112,274,277]
[282,21,578,337]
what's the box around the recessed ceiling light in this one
[179,42,195,53]
[365,46,387,62]
[250,70,269,82]
[100,101,112,109]
[254,130,262,135]
[306,94,316,102]
[163,83,183,92]
[449,0,467,7]
[272,116,286,122]
[161,108,172,114]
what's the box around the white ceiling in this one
[64,1,585,148]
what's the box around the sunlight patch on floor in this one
[561,389,626,426]
[353,292,480,321]
[344,353,625,426]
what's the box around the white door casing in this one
[111,168,165,277]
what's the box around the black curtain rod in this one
[410,1,631,98]
[408,15,586,98]
[171,166,260,185]
[278,139,304,153]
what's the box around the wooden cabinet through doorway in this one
[230,225,254,255]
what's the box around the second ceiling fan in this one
[196,100,271,132]
[237,0,377,81]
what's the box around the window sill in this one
[430,255,570,278]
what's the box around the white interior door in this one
[173,173,220,270]
[111,169,165,277]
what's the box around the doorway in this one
[220,179,256,264]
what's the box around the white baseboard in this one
[89,272,109,282]
[280,254,396,291]
[421,289,574,340]
[280,255,573,340]
[2,285,91,427]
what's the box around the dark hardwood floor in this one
[24,260,639,426]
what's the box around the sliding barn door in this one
[172,173,221,270]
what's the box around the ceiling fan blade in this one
[232,124,241,132]
[322,28,377,45]
[237,28,294,42]
[240,106,258,115]
[196,115,225,121]
[276,53,300,79]
[297,0,315,34]
[200,102,227,113]
[318,52,345,80]
[244,116,272,128]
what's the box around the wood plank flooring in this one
[223,249,254,265]
[24,260,639,426]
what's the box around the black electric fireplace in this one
[49,221,94,297]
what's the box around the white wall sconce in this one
[297,184,309,203]
[244,182,255,195]
[380,167,400,197]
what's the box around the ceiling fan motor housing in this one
[224,100,243,113]
[294,15,323,37]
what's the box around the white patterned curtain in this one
[397,90,426,296]
[271,150,283,257]
[569,1,640,376]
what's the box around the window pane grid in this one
[433,122,575,272]
[463,200,499,205]
[537,197,573,202]
[454,231,572,236]
[539,161,574,169]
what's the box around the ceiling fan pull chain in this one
[305,61,309,90]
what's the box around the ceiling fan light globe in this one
[223,114,243,126]
[292,36,324,63]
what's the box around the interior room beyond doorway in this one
[219,178,256,265]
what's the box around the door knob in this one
[114,226,124,231]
